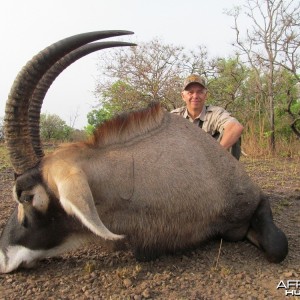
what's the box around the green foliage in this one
[208,63,300,143]
[291,100,300,115]
[86,80,154,135]
[84,124,96,136]
[40,113,74,141]
[86,103,113,128]
[207,57,248,115]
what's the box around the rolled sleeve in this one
[203,106,239,135]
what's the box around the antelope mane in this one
[87,103,165,148]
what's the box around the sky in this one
[0,0,248,129]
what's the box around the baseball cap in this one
[182,74,207,90]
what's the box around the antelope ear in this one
[55,168,124,241]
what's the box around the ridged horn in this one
[4,30,134,175]
[29,41,136,159]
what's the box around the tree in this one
[68,107,80,129]
[87,103,113,128]
[100,80,147,114]
[40,113,73,141]
[95,38,187,111]
[181,45,218,80]
[207,57,249,115]
[227,0,300,150]
[274,69,300,138]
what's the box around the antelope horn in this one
[4,31,134,175]
[29,41,136,159]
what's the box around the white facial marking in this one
[32,185,49,213]
[0,235,93,273]
[13,185,18,202]
[0,246,43,273]
[17,204,25,224]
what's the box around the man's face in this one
[181,83,207,111]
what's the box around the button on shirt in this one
[171,105,239,137]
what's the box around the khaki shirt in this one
[171,105,239,137]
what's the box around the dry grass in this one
[242,133,299,158]
[242,120,300,158]
[0,144,10,172]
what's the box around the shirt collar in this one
[184,106,207,121]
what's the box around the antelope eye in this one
[20,194,34,203]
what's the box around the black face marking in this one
[0,167,83,252]
[0,195,80,251]
[15,167,44,201]
[21,215,29,228]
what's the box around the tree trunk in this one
[268,69,276,153]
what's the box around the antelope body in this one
[0,31,288,273]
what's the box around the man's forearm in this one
[220,122,244,150]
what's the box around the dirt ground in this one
[0,152,299,300]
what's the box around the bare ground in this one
[0,154,299,300]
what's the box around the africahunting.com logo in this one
[277,280,300,296]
